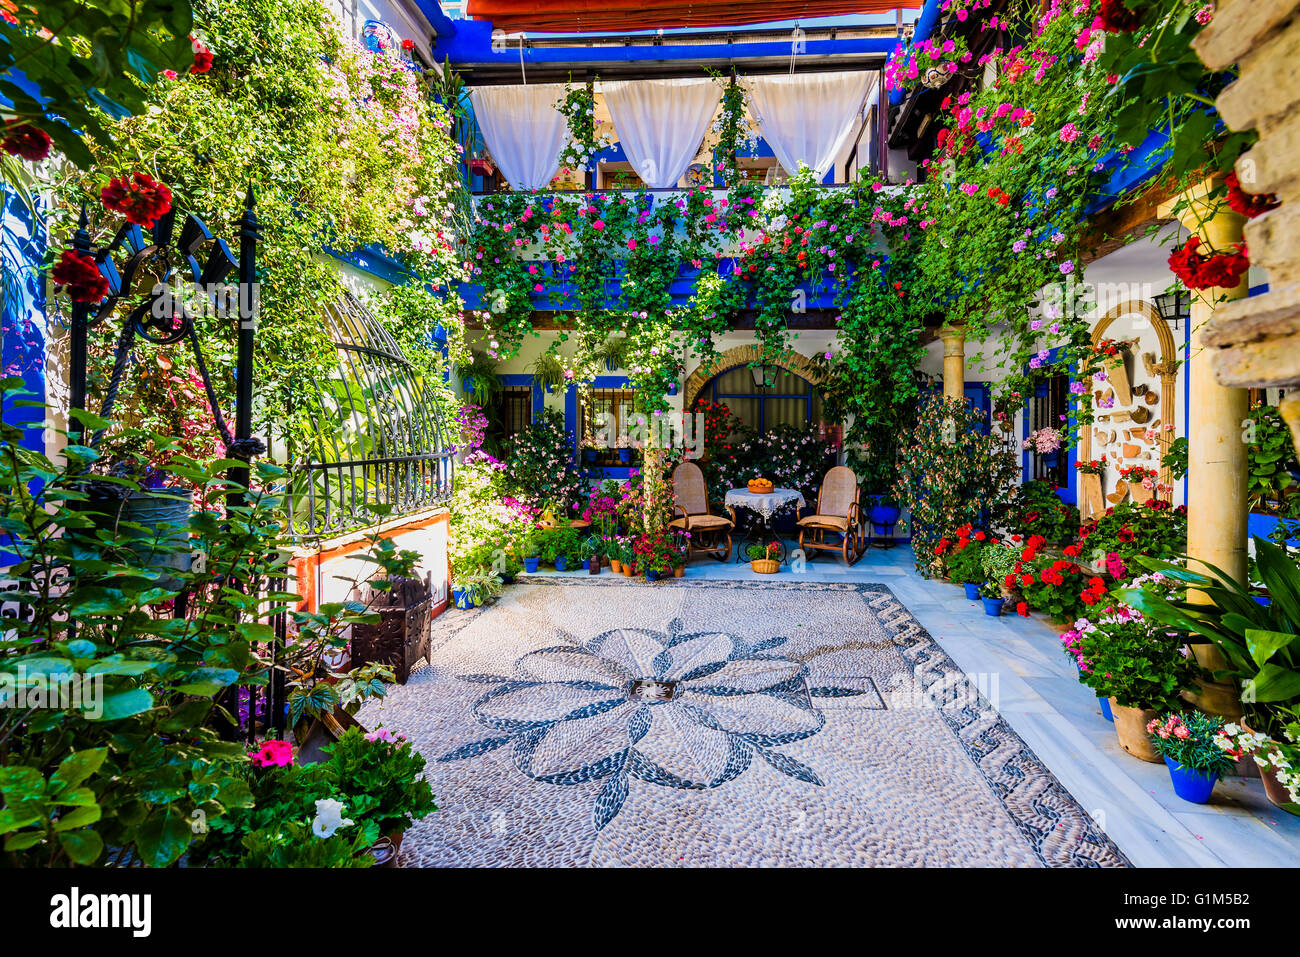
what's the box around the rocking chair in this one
[668,461,734,561]
[797,465,865,565]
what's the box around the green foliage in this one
[1247,404,1299,515]
[1116,537,1300,738]
[895,397,1019,577]
[500,409,587,517]
[1072,609,1199,711]
[0,384,416,866]
[1077,500,1187,571]
[0,0,197,166]
[998,479,1081,543]
[48,0,464,451]
[320,728,437,836]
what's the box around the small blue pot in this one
[645,569,662,582]
[1042,452,1061,470]
[524,557,540,573]
[618,448,631,464]
[981,596,1004,617]
[869,503,901,526]
[452,588,475,610]
[582,558,592,570]
[1164,756,1218,804]
[964,582,981,601]
[1098,694,1114,722]
[554,556,569,572]
[501,574,515,585]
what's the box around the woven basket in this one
[750,559,780,574]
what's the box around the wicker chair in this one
[797,465,865,565]
[668,461,734,561]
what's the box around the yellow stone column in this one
[940,325,966,402]
[1161,181,1248,717]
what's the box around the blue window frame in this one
[697,365,823,432]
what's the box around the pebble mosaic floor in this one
[358,578,1131,867]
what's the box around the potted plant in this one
[1115,538,1300,806]
[867,493,901,533]
[1146,712,1236,804]
[747,541,780,574]
[1071,590,1199,763]
[938,524,995,600]
[521,533,542,574]
[320,727,438,865]
[1216,724,1300,813]
[1023,427,1064,470]
[978,578,1005,616]
[634,529,677,581]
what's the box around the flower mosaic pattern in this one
[439,619,868,830]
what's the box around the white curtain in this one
[741,72,875,179]
[468,83,569,191]
[601,78,721,189]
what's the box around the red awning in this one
[465,1,913,34]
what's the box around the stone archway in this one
[682,345,827,411]
[1077,299,1180,515]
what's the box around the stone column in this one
[939,325,965,402]
[1161,181,1249,718]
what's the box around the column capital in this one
[938,324,966,356]
[1157,176,1247,246]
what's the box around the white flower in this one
[311,798,354,839]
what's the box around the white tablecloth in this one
[724,487,806,522]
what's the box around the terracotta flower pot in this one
[609,559,622,573]
[673,566,685,578]
[1110,698,1161,762]
[1242,721,1300,812]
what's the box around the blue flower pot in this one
[1098,694,1114,722]
[501,574,514,585]
[869,504,901,526]
[1164,756,1218,804]
[981,597,1004,617]
[964,582,981,601]
[554,556,569,572]
[582,558,592,570]
[618,448,631,464]
[452,588,475,610]
[1042,452,1060,470]
[524,557,540,573]
[646,569,662,582]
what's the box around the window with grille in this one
[1028,373,1069,485]
[580,388,641,468]
[494,386,533,443]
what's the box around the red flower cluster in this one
[987,186,1011,206]
[1020,534,1047,562]
[1098,0,1142,32]
[101,172,173,228]
[1080,576,1109,606]
[1168,236,1249,291]
[51,250,109,304]
[2,122,51,161]
[190,35,214,74]
[1224,171,1280,219]
[1015,601,1029,617]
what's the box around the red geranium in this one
[1168,236,1249,291]
[1225,171,1279,219]
[51,250,109,304]
[1098,0,1141,31]
[101,172,173,228]
[190,36,214,74]
[1016,601,1029,617]
[2,122,51,161]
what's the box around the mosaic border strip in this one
[428,576,1132,868]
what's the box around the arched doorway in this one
[691,363,826,434]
